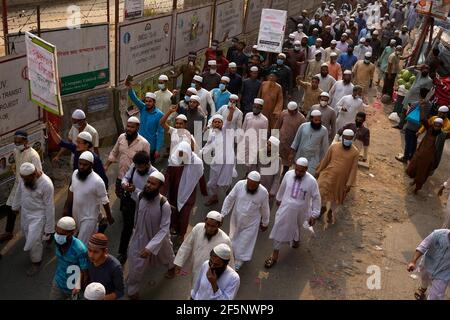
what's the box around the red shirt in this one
[216,57,229,76]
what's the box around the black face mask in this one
[142,187,159,201]
[311,121,322,130]
[126,131,138,141]
[76,168,92,181]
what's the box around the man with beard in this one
[418,106,450,136]
[321,25,334,48]
[324,41,341,64]
[202,60,222,92]
[174,211,234,286]
[298,36,310,80]
[275,102,306,175]
[225,63,242,95]
[370,30,382,63]
[329,70,355,112]
[215,94,243,130]
[11,163,54,276]
[286,40,306,83]
[297,75,323,116]
[293,25,306,43]
[316,63,336,92]
[239,98,268,173]
[221,171,270,271]
[259,136,283,198]
[316,129,359,225]
[352,52,375,96]
[170,51,201,96]
[335,86,366,131]
[117,151,157,264]
[290,110,329,175]
[162,141,207,249]
[383,45,412,100]
[305,51,324,81]
[264,157,321,268]
[336,112,370,162]
[258,72,283,129]
[337,45,358,71]
[308,92,337,145]
[0,130,42,243]
[240,67,262,115]
[264,53,293,104]
[191,244,240,300]
[126,171,176,299]
[327,53,342,82]
[173,93,207,135]
[104,116,150,222]
[191,75,216,118]
[66,151,113,244]
[407,118,450,194]
[49,217,88,300]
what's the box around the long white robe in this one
[12,173,54,263]
[335,95,365,131]
[70,170,109,244]
[6,147,42,206]
[329,80,354,111]
[269,171,321,243]
[191,261,240,300]
[238,112,269,168]
[174,223,234,285]
[291,122,329,175]
[316,74,336,92]
[127,194,175,296]
[221,181,270,261]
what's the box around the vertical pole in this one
[114,0,119,86]
[107,0,110,23]
[2,0,9,54]
[172,0,177,11]
[37,5,41,37]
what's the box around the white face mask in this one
[320,100,328,107]
[210,69,217,74]
[15,144,26,152]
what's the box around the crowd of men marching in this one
[1,0,450,300]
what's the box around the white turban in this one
[150,171,165,183]
[287,101,298,110]
[20,162,36,176]
[254,98,264,105]
[127,116,140,124]
[343,129,355,137]
[78,131,93,143]
[268,136,280,147]
[208,60,217,66]
[296,157,308,167]
[229,94,239,101]
[438,106,449,112]
[321,63,328,67]
[330,52,338,57]
[72,109,86,120]
[365,52,372,58]
[84,282,106,300]
[213,243,231,260]
[190,95,201,103]
[79,151,94,163]
[228,62,237,68]
[434,118,444,124]
[206,210,223,222]
[145,92,156,99]
[278,53,286,59]
[187,87,198,95]
[193,75,203,82]
[176,114,188,121]
[343,70,352,75]
[57,216,76,231]
[221,76,230,83]
[310,110,322,117]
[158,74,169,81]
[320,92,330,98]
[211,114,224,122]
[250,66,258,72]
[331,40,337,45]
[247,171,261,182]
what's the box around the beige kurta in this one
[315,142,359,205]
[297,80,323,114]
[258,81,284,129]
[352,60,375,94]
[275,110,306,166]
[305,59,323,81]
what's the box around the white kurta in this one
[269,171,321,243]
[191,261,240,300]
[174,223,234,285]
[335,95,365,131]
[12,173,54,263]
[168,127,197,166]
[221,180,270,261]
[315,74,336,92]
[70,170,109,244]
[197,87,216,116]
[215,106,243,130]
[239,112,269,167]
[6,147,42,206]
[329,80,354,111]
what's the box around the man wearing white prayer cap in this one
[264,153,321,268]
[201,59,221,91]
[352,49,375,95]
[68,150,113,245]
[84,282,106,300]
[290,107,328,175]
[191,73,216,117]
[126,170,176,299]
[240,95,268,172]
[225,60,242,95]
[239,65,261,114]
[53,109,100,163]
[259,135,283,197]
[211,76,232,115]
[221,170,270,270]
[155,74,174,150]
[11,162,54,276]
[308,91,336,145]
[175,210,234,286]
[316,127,359,225]
[191,243,240,300]
[315,62,336,92]
[49,216,89,300]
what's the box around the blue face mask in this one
[343,139,353,147]
[191,82,196,88]
[276,59,284,65]
[184,95,191,102]
[219,83,226,91]
[54,233,67,245]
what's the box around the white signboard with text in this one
[124,0,144,19]
[257,9,287,53]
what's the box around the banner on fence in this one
[25,32,63,116]
[8,24,110,95]
[174,6,213,61]
[416,0,450,20]
[214,0,245,42]
[119,15,172,83]
[0,55,40,136]
[257,8,287,53]
[124,0,145,19]
[245,0,272,34]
